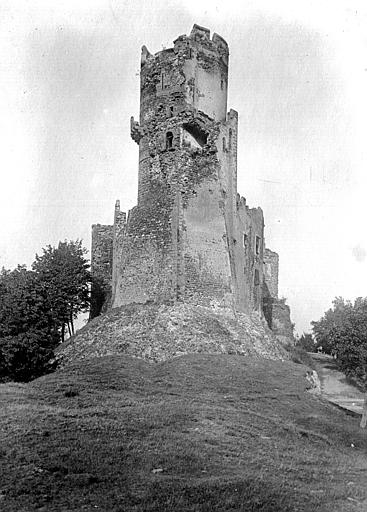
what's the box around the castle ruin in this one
[90,24,293,340]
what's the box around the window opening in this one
[255,236,261,255]
[254,269,260,286]
[166,131,173,150]
[243,233,248,247]
[182,123,207,147]
[229,128,232,150]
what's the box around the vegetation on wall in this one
[0,240,90,382]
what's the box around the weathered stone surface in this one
[271,299,294,339]
[89,24,295,352]
[57,303,289,366]
[90,224,114,318]
[263,248,279,299]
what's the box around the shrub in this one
[295,333,315,352]
[285,344,316,370]
[0,330,58,382]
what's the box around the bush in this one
[0,330,58,382]
[295,333,315,352]
[285,344,316,370]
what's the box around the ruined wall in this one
[261,249,293,339]
[181,180,232,307]
[90,224,113,318]
[179,108,236,307]
[271,299,294,339]
[136,23,229,206]
[181,25,229,121]
[234,198,265,313]
[263,248,279,299]
[112,205,176,306]
[112,24,234,309]
[91,24,294,339]
[261,248,278,328]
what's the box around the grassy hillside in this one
[1,354,366,511]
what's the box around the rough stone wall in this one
[181,180,232,307]
[90,224,114,318]
[112,24,234,309]
[272,299,294,339]
[58,302,289,366]
[181,25,228,121]
[91,24,294,341]
[262,248,279,328]
[261,250,293,339]
[263,248,279,299]
[230,196,265,314]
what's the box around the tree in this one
[0,266,58,381]
[0,265,54,337]
[0,331,57,382]
[312,297,367,428]
[295,333,315,352]
[32,240,91,342]
[0,240,91,382]
[311,297,352,355]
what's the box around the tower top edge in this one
[141,24,229,62]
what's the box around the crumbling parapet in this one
[90,223,114,318]
[130,117,144,144]
[262,249,293,341]
[271,299,294,340]
[114,200,126,234]
[264,248,279,299]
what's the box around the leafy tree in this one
[311,297,352,355]
[0,266,58,381]
[312,297,367,428]
[0,330,57,382]
[295,333,315,352]
[0,240,91,381]
[32,240,91,342]
[312,297,367,377]
[0,265,54,337]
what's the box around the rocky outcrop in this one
[57,303,289,366]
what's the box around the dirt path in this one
[311,353,365,415]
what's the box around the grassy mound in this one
[1,354,366,511]
[57,302,288,365]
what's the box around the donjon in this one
[90,24,293,339]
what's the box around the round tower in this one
[118,25,234,309]
[131,24,229,205]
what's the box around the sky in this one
[1,0,367,333]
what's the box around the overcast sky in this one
[1,0,367,333]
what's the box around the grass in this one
[0,354,367,511]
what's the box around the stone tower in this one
[91,24,293,336]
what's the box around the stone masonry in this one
[90,24,293,338]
